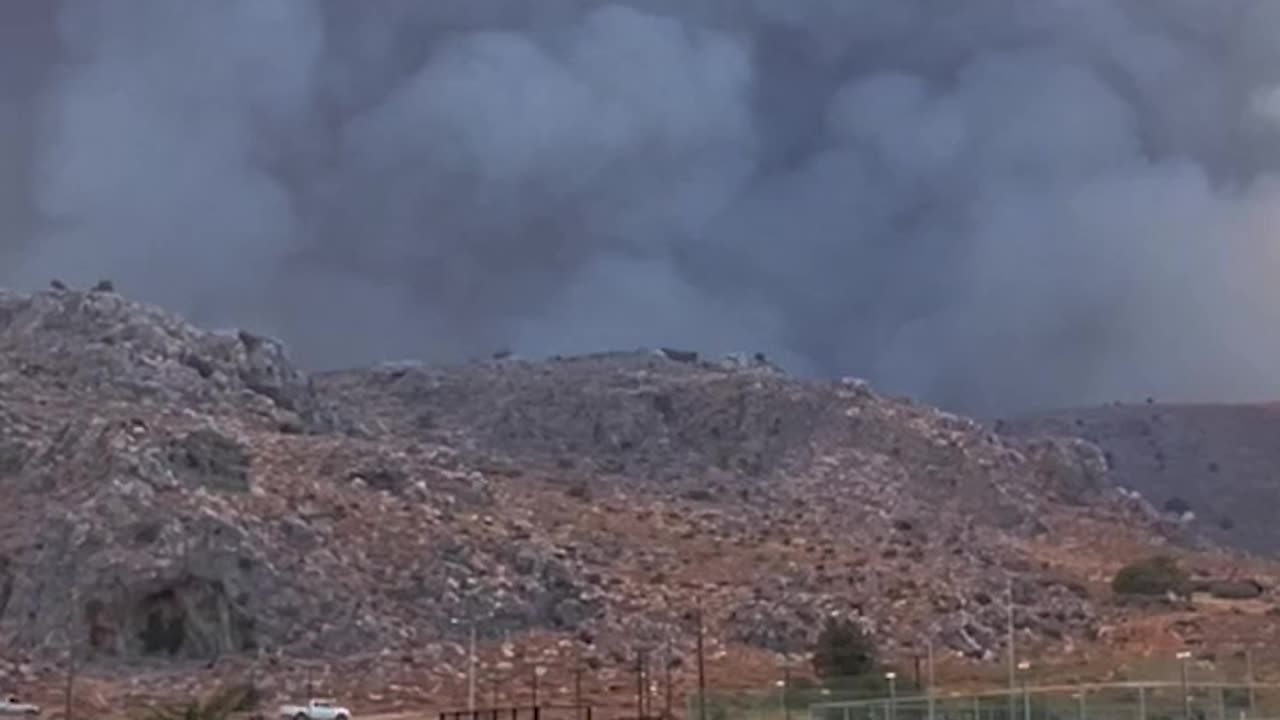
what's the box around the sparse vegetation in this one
[16,283,1280,706]
[1111,556,1189,597]
[1206,578,1264,600]
[134,684,258,720]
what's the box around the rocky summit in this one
[1,286,1278,713]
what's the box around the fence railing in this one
[808,682,1280,720]
[438,704,595,720]
[687,674,1280,720]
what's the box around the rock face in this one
[0,286,1261,703]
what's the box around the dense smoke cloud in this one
[4,0,1280,414]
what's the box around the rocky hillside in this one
[1002,403,1280,557]
[0,286,1277,713]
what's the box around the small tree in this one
[1111,555,1189,597]
[812,618,877,680]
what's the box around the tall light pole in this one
[665,638,674,720]
[640,649,651,718]
[886,671,898,720]
[1017,661,1031,720]
[1246,649,1257,717]
[635,650,645,720]
[533,665,546,709]
[926,638,937,720]
[781,664,793,720]
[468,622,477,712]
[1178,651,1193,720]
[451,617,478,712]
[696,598,707,720]
[574,644,585,720]
[1007,579,1017,720]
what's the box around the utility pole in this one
[63,649,75,720]
[642,649,651,718]
[1178,651,1192,720]
[1017,661,1031,720]
[782,666,792,720]
[926,638,937,720]
[490,655,500,710]
[635,650,645,720]
[468,623,477,712]
[531,665,539,709]
[1247,649,1257,717]
[696,598,707,720]
[64,578,77,720]
[664,638,674,720]
[1007,578,1017,720]
[574,645,585,720]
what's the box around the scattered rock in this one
[165,430,251,493]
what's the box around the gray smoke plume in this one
[4,0,1280,414]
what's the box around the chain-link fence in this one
[809,682,1280,720]
[687,682,1280,720]
[687,652,1280,720]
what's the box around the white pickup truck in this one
[0,697,40,716]
[278,699,349,720]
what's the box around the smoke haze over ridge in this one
[4,0,1280,414]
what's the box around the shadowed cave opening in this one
[85,576,257,660]
[138,588,186,655]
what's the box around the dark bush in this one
[812,618,877,679]
[682,487,714,502]
[1111,556,1189,597]
[1163,496,1192,515]
[564,481,592,501]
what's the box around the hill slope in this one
[0,287,1277,712]
[1003,403,1280,556]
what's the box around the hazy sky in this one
[5,0,1280,414]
